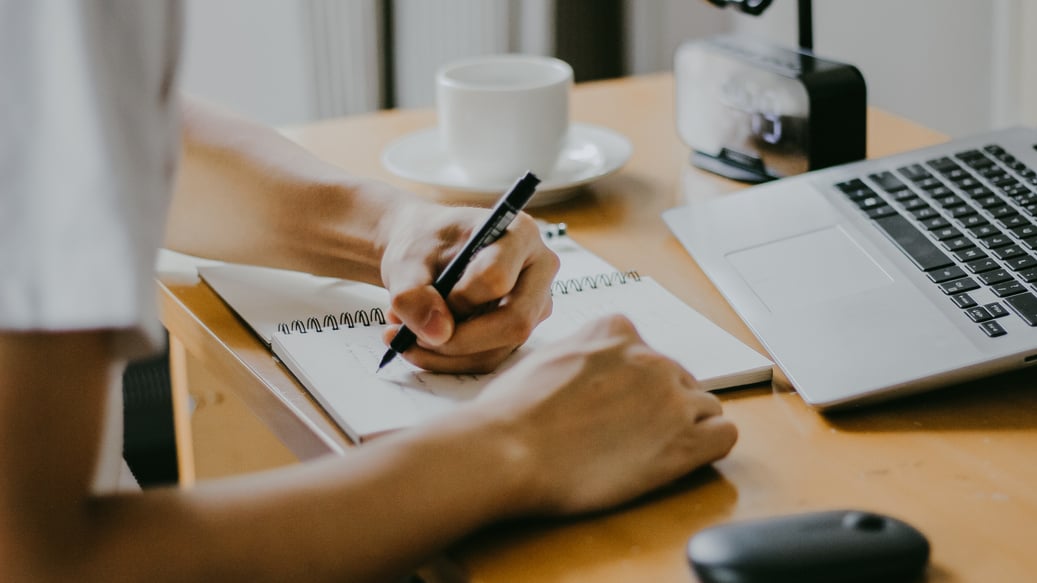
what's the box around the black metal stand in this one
[798,0,813,52]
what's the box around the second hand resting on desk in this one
[377,171,542,370]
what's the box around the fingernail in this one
[421,309,452,345]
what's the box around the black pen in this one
[377,171,541,371]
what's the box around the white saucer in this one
[382,123,632,207]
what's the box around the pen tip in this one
[376,350,396,372]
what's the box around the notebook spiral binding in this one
[550,270,640,295]
[277,307,387,335]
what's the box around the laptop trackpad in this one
[727,226,894,313]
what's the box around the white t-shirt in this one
[0,1,182,493]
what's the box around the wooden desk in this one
[159,73,1037,582]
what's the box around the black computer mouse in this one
[687,509,930,583]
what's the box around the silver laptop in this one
[664,126,1037,409]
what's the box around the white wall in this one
[626,0,728,75]
[1020,2,1037,127]
[179,0,317,125]
[179,1,1035,135]
[392,0,513,109]
[725,0,1016,137]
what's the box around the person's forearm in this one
[0,333,529,582]
[79,409,526,583]
[165,96,411,285]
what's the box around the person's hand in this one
[469,314,737,516]
[379,201,559,373]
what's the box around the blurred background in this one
[180,0,1037,137]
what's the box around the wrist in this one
[417,402,541,523]
[297,178,417,285]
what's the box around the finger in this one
[447,245,523,314]
[672,363,705,392]
[391,338,517,374]
[387,286,454,346]
[448,216,556,313]
[425,297,551,357]
[685,389,723,421]
[684,415,738,465]
[575,313,643,343]
[430,262,555,357]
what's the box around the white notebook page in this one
[271,275,772,442]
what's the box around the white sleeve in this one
[0,1,182,359]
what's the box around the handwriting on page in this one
[331,328,489,406]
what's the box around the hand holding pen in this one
[378,171,544,371]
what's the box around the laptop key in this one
[856,196,887,210]
[898,164,931,181]
[956,215,989,228]
[968,224,999,238]
[973,194,1002,208]
[928,157,960,172]
[1004,292,1037,325]
[917,217,948,230]
[890,189,918,202]
[966,157,995,170]
[872,214,954,271]
[965,306,994,322]
[979,321,1007,337]
[915,177,943,190]
[979,234,1012,249]
[953,248,988,262]
[836,179,867,193]
[1011,224,1037,238]
[999,216,1031,229]
[991,245,1026,260]
[899,197,929,211]
[869,171,907,192]
[950,292,978,308]
[938,278,981,294]
[977,269,1013,285]
[931,226,962,241]
[1004,255,1037,271]
[911,207,941,221]
[941,237,975,252]
[927,266,967,283]
[985,302,1009,318]
[934,194,965,208]
[965,258,1000,273]
[865,205,898,219]
[988,205,1019,220]
[991,280,1025,297]
[947,206,977,219]
[1015,266,1037,282]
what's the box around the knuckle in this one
[389,287,421,315]
[511,212,539,236]
[540,296,554,323]
[544,247,561,274]
[470,263,512,299]
[503,314,536,344]
[714,419,739,450]
[588,313,638,338]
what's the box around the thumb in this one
[389,282,454,347]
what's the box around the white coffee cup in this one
[436,54,573,185]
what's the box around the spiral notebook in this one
[198,231,772,442]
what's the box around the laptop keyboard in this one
[835,144,1037,338]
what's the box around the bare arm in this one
[0,318,735,582]
[0,331,524,582]
[168,97,558,372]
[165,97,399,285]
